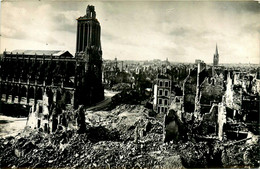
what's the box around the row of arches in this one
[1,83,74,106]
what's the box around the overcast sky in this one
[0,0,259,64]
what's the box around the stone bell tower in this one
[76,5,102,55]
[75,5,104,106]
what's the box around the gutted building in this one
[0,5,104,115]
[153,74,172,114]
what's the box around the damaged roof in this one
[5,50,73,57]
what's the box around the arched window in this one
[56,90,62,102]
[28,87,35,99]
[20,86,27,102]
[36,88,43,101]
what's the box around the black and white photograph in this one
[0,0,259,168]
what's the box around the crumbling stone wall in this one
[252,79,260,94]
[183,69,197,113]
[184,101,227,141]
[225,72,242,111]
[26,94,50,132]
[218,103,227,140]
[197,103,218,136]
[26,92,86,133]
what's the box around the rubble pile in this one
[0,127,180,168]
[0,104,169,168]
[175,141,211,168]
[86,104,163,141]
[212,140,260,168]
[0,104,259,168]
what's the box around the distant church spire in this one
[215,44,218,55]
[213,44,219,66]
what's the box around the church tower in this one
[75,5,104,106]
[76,5,102,55]
[213,44,219,66]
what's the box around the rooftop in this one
[5,50,73,57]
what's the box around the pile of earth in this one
[0,104,259,168]
[85,104,162,141]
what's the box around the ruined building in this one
[0,5,104,115]
[153,74,172,114]
[183,60,207,114]
[164,47,259,143]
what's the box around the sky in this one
[0,0,259,64]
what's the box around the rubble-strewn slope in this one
[86,104,163,141]
[0,104,259,168]
[0,129,183,168]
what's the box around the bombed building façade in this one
[0,5,104,115]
